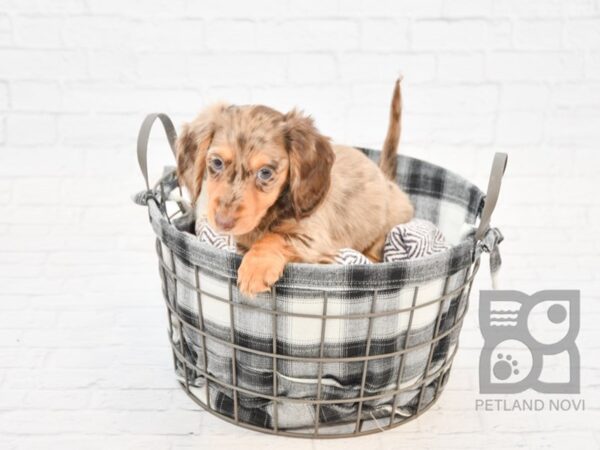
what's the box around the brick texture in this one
[1,1,599,449]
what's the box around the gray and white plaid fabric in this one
[135,150,502,431]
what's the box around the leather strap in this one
[136,113,178,190]
[476,152,508,240]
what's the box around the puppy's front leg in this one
[237,233,294,297]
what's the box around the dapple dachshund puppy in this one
[176,79,413,297]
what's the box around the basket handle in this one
[136,113,178,190]
[475,152,508,241]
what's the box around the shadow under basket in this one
[134,113,507,438]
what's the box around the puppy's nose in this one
[215,213,236,231]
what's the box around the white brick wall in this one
[1,1,599,449]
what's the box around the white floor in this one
[1,268,598,450]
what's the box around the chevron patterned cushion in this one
[383,218,450,262]
[195,216,236,252]
[194,216,449,264]
[333,248,373,265]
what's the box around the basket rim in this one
[143,151,484,290]
[149,198,478,290]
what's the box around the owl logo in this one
[479,290,580,394]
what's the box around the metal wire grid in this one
[135,116,504,438]
[153,215,480,438]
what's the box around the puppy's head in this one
[176,104,334,236]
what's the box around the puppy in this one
[176,79,413,296]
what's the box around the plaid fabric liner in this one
[135,150,493,433]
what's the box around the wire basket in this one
[134,113,507,438]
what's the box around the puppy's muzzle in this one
[215,212,236,231]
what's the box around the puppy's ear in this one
[176,103,226,203]
[282,110,335,219]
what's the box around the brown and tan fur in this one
[176,79,413,297]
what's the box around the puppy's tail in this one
[380,77,402,181]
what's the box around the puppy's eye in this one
[209,157,224,173]
[257,166,274,181]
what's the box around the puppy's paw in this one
[237,250,285,298]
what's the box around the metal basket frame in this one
[135,113,506,439]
